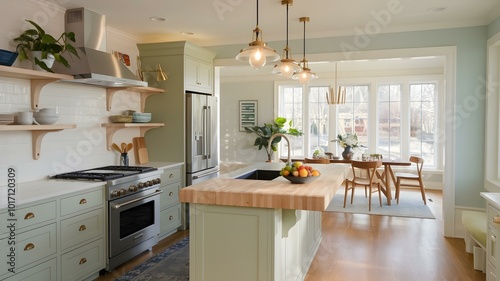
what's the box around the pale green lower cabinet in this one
[0,187,105,281]
[16,223,57,268]
[158,165,184,239]
[61,238,105,281]
[160,204,182,237]
[3,258,57,281]
[190,204,322,281]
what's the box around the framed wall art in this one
[239,100,258,131]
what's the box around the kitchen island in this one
[179,162,349,281]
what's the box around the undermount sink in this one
[236,169,281,181]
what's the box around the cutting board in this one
[133,137,149,164]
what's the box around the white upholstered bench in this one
[462,210,487,272]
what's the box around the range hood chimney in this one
[52,8,147,87]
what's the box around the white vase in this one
[30,51,55,71]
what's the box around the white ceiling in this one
[52,0,500,76]
[55,0,500,47]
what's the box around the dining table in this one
[329,158,412,205]
[279,157,412,205]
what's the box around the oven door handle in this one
[111,190,163,209]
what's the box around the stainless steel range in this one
[52,165,163,271]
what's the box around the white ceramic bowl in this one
[34,112,58,117]
[33,112,58,124]
[39,108,57,115]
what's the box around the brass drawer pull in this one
[79,258,87,265]
[79,198,87,205]
[79,225,87,231]
[169,215,174,220]
[169,173,174,178]
[24,212,35,220]
[24,243,35,251]
[169,191,174,196]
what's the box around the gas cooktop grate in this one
[52,172,129,181]
[51,166,158,181]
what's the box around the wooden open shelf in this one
[105,86,165,112]
[0,124,76,159]
[101,122,165,150]
[0,65,74,110]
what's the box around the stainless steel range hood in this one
[52,8,147,88]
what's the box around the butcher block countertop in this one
[179,162,349,211]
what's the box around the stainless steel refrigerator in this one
[186,92,219,186]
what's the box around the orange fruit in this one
[282,170,290,177]
[299,169,309,177]
[312,170,320,177]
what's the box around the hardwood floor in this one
[305,189,485,281]
[95,189,485,281]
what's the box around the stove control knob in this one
[129,185,138,192]
[111,190,119,198]
[147,180,153,186]
[138,182,145,188]
[119,189,127,196]
[156,178,162,184]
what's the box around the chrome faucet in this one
[267,133,291,163]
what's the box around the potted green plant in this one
[13,19,79,72]
[245,117,303,161]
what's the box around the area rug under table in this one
[325,189,435,219]
[115,236,189,281]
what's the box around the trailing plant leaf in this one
[245,117,303,161]
[13,19,79,72]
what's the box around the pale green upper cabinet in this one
[185,57,213,94]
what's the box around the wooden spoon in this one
[126,143,133,153]
[121,142,126,153]
[111,143,121,153]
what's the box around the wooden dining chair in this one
[343,160,383,211]
[394,156,426,205]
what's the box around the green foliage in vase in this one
[245,117,303,160]
[13,19,79,72]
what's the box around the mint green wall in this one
[489,16,500,38]
[220,81,275,162]
[208,26,488,208]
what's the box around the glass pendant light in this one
[292,17,317,84]
[272,0,301,78]
[235,0,280,69]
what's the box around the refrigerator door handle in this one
[207,105,211,160]
[202,105,208,160]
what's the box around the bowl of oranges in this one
[280,161,320,184]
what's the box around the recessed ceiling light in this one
[181,31,194,35]
[150,17,166,22]
[427,7,446,13]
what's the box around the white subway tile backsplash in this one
[0,76,146,183]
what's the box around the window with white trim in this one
[276,79,441,169]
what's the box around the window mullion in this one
[401,81,410,158]
[303,84,310,157]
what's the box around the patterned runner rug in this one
[115,236,189,281]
